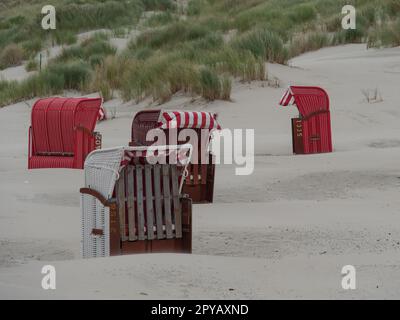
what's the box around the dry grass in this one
[0,44,24,69]
[361,88,383,103]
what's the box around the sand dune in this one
[0,44,399,299]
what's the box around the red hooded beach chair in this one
[279,86,333,154]
[129,110,221,204]
[28,97,103,169]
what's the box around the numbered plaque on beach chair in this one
[80,145,193,258]
[130,110,221,204]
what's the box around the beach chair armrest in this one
[80,187,121,255]
[79,188,115,207]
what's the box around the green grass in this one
[120,54,198,103]
[288,4,316,24]
[142,0,176,11]
[144,12,177,27]
[53,30,78,46]
[47,61,91,90]
[1,0,400,107]
[25,58,38,72]
[21,38,43,58]
[367,18,400,48]
[289,32,330,57]
[87,55,130,101]
[56,33,117,66]
[54,1,143,31]
[0,80,19,107]
[132,21,211,50]
[0,0,175,67]
[199,68,221,101]
[187,0,208,16]
[232,28,288,64]
[0,60,91,107]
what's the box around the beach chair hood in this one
[157,110,221,130]
[279,86,330,119]
[28,97,103,169]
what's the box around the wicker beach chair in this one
[28,97,103,169]
[80,145,193,258]
[279,86,332,154]
[130,110,221,203]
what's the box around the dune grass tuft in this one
[233,29,288,64]
[0,44,24,69]
[199,68,221,101]
[367,19,400,48]
[289,32,330,58]
[56,33,117,67]
[25,59,39,72]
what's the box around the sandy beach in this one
[0,43,399,299]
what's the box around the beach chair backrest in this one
[131,110,161,146]
[116,163,183,242]
[29,97,103,169]
[31,97,101,155]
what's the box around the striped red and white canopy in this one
[158,111,221,130]
[121,145,192,167]
[279,87,296,106]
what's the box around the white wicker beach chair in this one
[81,145,192,258]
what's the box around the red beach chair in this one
[130,110,221,203]
[279,86,333,154]
[28,97,102,169]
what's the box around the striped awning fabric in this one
[278,86,330,118]
[158,111,221,130]
[279,87,296,106]
[121,145,193,167]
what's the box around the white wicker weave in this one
[81,147,125,258]
[81,145,192,258]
